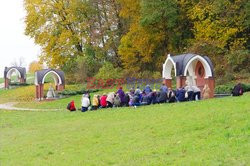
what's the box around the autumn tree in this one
[187,0,250,76]
[29,61,43,73]
[118,0,181,76]
[24,0,250,81]
[24,0,125,75]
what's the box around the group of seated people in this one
[67,82,211,112]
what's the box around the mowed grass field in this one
[0,77,3,84]
[0,93,249,165]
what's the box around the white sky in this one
[0,0,40,77]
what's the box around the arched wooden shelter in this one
[162,53,215,98]
[34,69,65,100]
[4,67,26,89]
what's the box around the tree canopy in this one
[24,0,250,80]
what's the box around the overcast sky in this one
[0,0,40,77]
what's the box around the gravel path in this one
[0,102,63,112]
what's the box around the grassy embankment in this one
[0,92,249,165]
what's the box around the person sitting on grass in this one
[97,95,101,108]
[160,84,168,93]
[124,93,130,107]
[114,94,121,107]
[129,94,134,106]
[135,86,142,95]
[202,84,210,99]
[192,85,201,100]
[176,87,186,102]
[100,94,108,108]
[130,87,135,95]
[168,88,176,103]
[144,84,152,95]
[67,100,76,111]
[117,87,125,106]
[148,90,158,104]
[232,83,244,96]
[107,92,115,108]
[157,88,167,103]
[141,94,149,106]
[92,95,99,110]
[81,94,90,112]
[184,81,194,101]
[132,93,140,107]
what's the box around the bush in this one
[215,85,233,94]
[215,83,250,94]
[9,83,31,86]
[58,88,99,96]
[242,84,250,92]
[95,62,123,80]
[226,50,250,73]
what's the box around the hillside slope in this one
[0,94,249,165]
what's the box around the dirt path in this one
[0,102,63,112]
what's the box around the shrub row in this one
[58,89,99,96]
[9,83,31,86]
[215,83,250,94]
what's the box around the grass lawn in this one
[0,84,130,108]
[0,77,3,84]
[0,93,249,165]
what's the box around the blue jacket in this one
[144,85,152,95]
[176,88,186,102]
[160,85,168,93]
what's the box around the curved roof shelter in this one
[35,69,65,85]
[163,53,214,79]
[4,67,26,79]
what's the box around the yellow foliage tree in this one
[29,61,43,73]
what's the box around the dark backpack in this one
[232,84,244,96]
[67,103,71,110]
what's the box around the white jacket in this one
[185,85,194,92]
[81,96,90,107]
[192,86,201,93]
[106,92,115,103]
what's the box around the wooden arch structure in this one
[4,67,26,89]
[162,53,215,98]
[35,69,65,100]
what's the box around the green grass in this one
[0,77,3,84]
[0,93,250,165]
[1,83,130,108]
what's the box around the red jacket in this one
[100,95,107,107]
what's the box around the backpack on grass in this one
[67,103,71,110]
